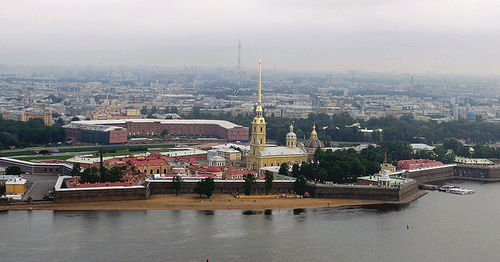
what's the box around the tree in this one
[71,163,81,177]
[107,167,124,182]
[291,163,300,178]
[278,163,289,177]
[294,175,307,195]
[80,166,100,183]
[243,174,256,195]
[264,171,274,195]
[161,129,169,137]
[171,175,183,196]
[194,177,215,198]
[55,118,64,127]
[5,166,22,176]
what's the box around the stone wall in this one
[403,165,455,183]
[310,180,419,202]
[54,186,150,203]
[0,157,72,176]
[149,180,295,195]
[455,165,500,180]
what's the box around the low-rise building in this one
[5,177,27,195]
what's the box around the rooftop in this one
[259,146,308,156]
[71,119,243,129]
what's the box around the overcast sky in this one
[1,0,500,75]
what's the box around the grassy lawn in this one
[15,155,75,161]
[0,150,38,157]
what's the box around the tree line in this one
[183,111,500,146]
[0,118,66,149]
[71,163,124,184]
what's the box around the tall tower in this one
[409,75,414,97]
[286,124,297,149]
[238,39,242,89]
[249,58,267,156]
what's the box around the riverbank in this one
[0,194,384,211]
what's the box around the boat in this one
[439,185,459,192]
[449,188,475,195]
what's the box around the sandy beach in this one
[0,194,384,211]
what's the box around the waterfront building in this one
[246,59,310,170]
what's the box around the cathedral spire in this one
[258,57,262,104]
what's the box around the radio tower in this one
[238,39,242,89]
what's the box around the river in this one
[1,180,498,262]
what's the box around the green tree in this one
[70,163,81,177]
[243,174,256,195]
[291,163,300,178]
[194,177,215,198]
[171,175,183,196]
[5,166,22,176]
[294,175,307,195]
[278,163,289,177]
[107,167,124,182]
[55,118,64,127]
[264,171,274,195]
[161,129,169,137]
[80,166,100,183]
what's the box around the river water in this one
[1,180,499,262]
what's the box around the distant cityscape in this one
[1,64,499,130]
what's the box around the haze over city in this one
[3,1,500,262]
[2,0,500,75]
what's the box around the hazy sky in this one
[1,0,500,75]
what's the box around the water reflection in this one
[293,208,305,215]
[242,210,266,215]
[200,210,215,216]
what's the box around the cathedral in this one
[246,58,320,171]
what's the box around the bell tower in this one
[286,124,297,149]
[249,58,267,156]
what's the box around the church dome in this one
[305,123,324,149]
[304,139,324,149]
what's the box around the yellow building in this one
[21,111,52,126]
[5,177,27,195]
[246,58,311,171]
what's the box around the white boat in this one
[449,188,475,195]
[439,185,459,192]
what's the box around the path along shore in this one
[0,194,384,211]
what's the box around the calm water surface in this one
[1,180,499,262]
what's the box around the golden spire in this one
[255,57,263,115]
[289,123,294,132]
[258,57,262,104]
[311,122,318,140]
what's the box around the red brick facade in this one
[397,159,443,170]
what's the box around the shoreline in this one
[0,194,385,211]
